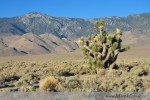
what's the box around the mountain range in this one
[1,12,150,37]
[0,12,150,56]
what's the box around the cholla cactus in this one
[79,20,130,72]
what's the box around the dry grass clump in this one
[19,86,35,92]
[39,76,58,92]
[96,68,106,76]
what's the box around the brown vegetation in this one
[0,54,150,92]
[39,76,58,92]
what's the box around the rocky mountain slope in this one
[0,12,150,38]
[0,12,94,38]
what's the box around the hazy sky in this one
[0,0,150,18]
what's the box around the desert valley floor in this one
[0,45,150,92]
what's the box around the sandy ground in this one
[0,45,150,62]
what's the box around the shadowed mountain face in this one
[0,12,150,56]
[0,33,78,56]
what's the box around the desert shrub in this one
[96,68,106,76]
[56,76,87,92]
[15,73,39,87]
[0,74,19,84]
[66,78,81,89]
[130,67,149,77]
[143,78,150,91]
[19,86,35,92]
[39,76,58,92]
[107,69,122,77]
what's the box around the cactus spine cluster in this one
[79,20,130,71]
